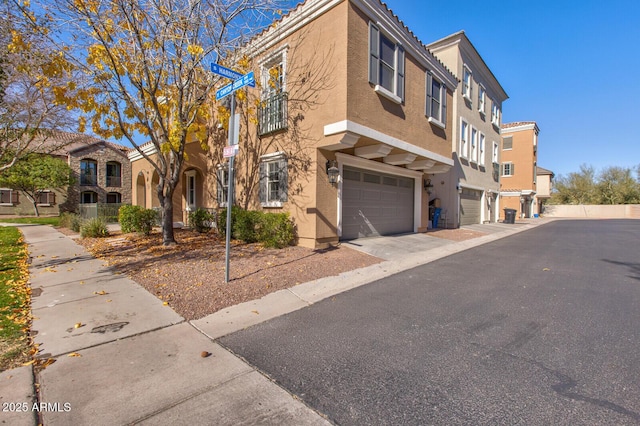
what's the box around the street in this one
[220,220,640,425]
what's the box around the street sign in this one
[210,63,244,80]
[215,71,256,101]
[223,145,239,158]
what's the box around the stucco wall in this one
[543,204,640,219]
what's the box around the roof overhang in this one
[323,120,453,174]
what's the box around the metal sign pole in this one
[224,95,236,283]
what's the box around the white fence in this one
[543,204,640,219]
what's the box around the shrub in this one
[59,212,78,229]
[216,206,241,238]
[233,209,262,243]
[80,218,109,238]
[259,212,296,248]
[118,205,156,235]
[188,208,216,233]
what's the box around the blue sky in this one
[382,0,640,177]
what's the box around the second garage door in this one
[341,167,414,240]
[460,188,482,226]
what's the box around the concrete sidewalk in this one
[0,219,548,425]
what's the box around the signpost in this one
[211,64,255,283]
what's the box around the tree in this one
[550,164,640,205]
[1,0,76,172]
[0,154,73,216]
[32,0,289,245]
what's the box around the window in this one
[462,65,472,103]
[478,84,486,115]
[0,189,18,205]
[185,170,196,209]
[81,191,97,204]
[80,159,98,186]
[503,136,513,150]
[216,164,230,207]
[259,153,288,207]
[106,162,122,187]
[479,133,486,166]
[460,120,469,158]
[258,49,288,136]
[492,141,499,163]
[491,101,501,127]
[426,72,447,128]
[501,162,514,177]
[471,127,478,163]
[369,22,405,103]
[36,191,55,206]
[106,192,121,203]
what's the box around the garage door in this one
[460,188,481,226]
[341,167,414,239]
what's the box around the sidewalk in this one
[0,219,548,425]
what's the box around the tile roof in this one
[28,130,131,155]
[536,166,554,176]
[501,121,536,129]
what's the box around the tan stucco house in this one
[499,121,540,219]
[428,31,508,227]
[130,0,458,248]
[535,166,554,215]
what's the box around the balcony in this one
[258,92,288,136]
[106,176,122,187]
[492,163,500,182]
[80,174,98,186]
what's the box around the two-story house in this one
[535,166,554,215]
[0,131,131,216]
[499,121,539,219]
[428,31,508,227]
[130,0,458,248]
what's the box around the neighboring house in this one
[499,121,539,219]
[428,31,508,227]
[0,131,131,216]
[535,166,554,215]
[130,0,458,248]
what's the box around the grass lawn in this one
[0,216,60,226]
[0,227,32,371]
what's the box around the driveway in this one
[220,220,640,425]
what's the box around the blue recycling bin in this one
[433,208,442,228]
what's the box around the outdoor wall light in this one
[423,178,433,190]
[326,160,339,184]
[456,184,462,194]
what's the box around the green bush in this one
[80,218,109,238]
[188,208,216,233]
[259,212,296,248]
[218,207,295,248]
[118,205,156,235]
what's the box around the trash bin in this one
[433,208,442,228]
[504,208,516,224]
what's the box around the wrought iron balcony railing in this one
[258,92,288,136]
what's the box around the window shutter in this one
[396,46,405,101]
[425,72,433,117]
[500,164,505,176]
[442,85,447,125]
[50,192,56,205]
[511,163,515,176]
[277,158,288,202]
[11,190,19,204]
[369,22,379,85]
[259,162,267,204]
[216,169,223,205]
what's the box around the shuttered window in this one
[259,154,288,207]
[216,165,229,206]
[0,189,19,205]
[426,72,447,127]
[503,136,513,150]
[501,162,515,177]
[369,22,405,102]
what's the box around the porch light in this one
[326,160,339,184]
[456,184,462,194]
[424,178,433,194]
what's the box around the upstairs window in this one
[471,127,478,163]
[462,65,472,103]
[258,49,288,136]
[426,72,447,128]
[491,101,501,127]
[460,120,469,159]
[492,141,499,163]
[478,84,486,115]
[369,22,405,103]
[259,153,288,207]
[106,162,121,187]
[479,133,486,166]
[503,136,513,150]
[216,164,229,207]
[80,159,98,186]
[501,162,514,177]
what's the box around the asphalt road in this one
[219,220,640,425]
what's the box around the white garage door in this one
[341,166,414,240]
[460,188,482,226]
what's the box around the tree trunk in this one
[160,193,176,246]
[32,202,40,217]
